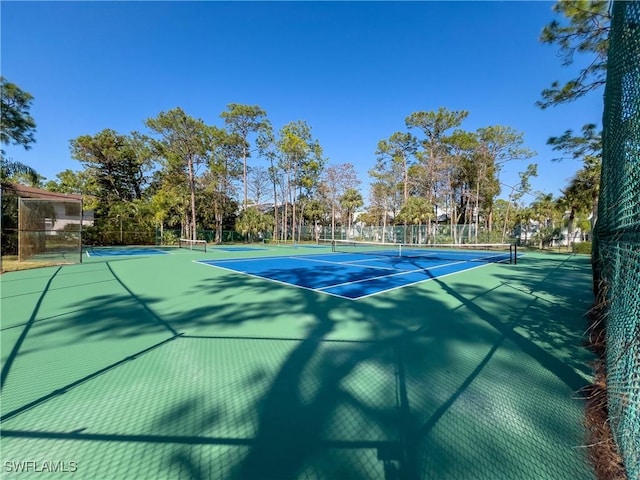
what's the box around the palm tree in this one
[569,157,601,232]
[236,207,273,243]
[557,182,591,251]
[529,193,556,248]
[398,197,433,244]
[340,188,364,239]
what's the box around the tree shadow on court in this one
[139,261,591,479]
[1,267,62,391]
[490,254,595,377]
[1,254,595,479]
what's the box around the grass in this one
[1,255,73,273]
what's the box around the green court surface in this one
[1,246,595,479]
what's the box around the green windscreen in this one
[597,1,640,477]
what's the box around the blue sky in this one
[1,1,604,204]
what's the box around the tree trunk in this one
[298,200,305,243]
[567,209,576,252]
[187,156,197,241]
[243,146,248,211]
[382,200,387,242]
[403,156,408,202]
[502,193,513,244]
[474,179,480,244]
[331,203,336,241]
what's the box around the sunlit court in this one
[1,245,595,479]
[3,0,639,478]
[197,241,518,300]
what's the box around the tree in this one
[248,166,271,206]
[406,108,469,238]
[514,206,537,245]
[547,123,602,162]
[148,186,185,244]
[538,0,610,108]
[204,126,243,243]
[256,130,282,241]
[235,207,273,242]
[70,129,151,205]
[397,197,433,244]
[44,169,96,195]
[0,77,38,183]
[475,126,535,242]
[375,132,417,202]
[364,181,398,239]
[276,121,325,242]
[106,200,141,245]
[406,107,469,203]
[501,163,538,243]
[340,188,364,237]
[443,129,478,243]
[146,108,211,241]
[368,155,404,235]
[530,192,559,248]
[6,171,44,187]
[559,167,597,250]
[322,163,360,240]
[303,198,328,241]
[0,77,37,154]
[547,123,601,229]
[1,77,39,269]
[220,104,270,210]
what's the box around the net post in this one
[79,199,84,264]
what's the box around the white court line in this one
[193,260,353,301]
[194,254,509,301]
[354,262,494,300]
[198,253,393,268]
[316,260,467,290]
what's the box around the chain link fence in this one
[595,1,640,477]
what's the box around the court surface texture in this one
[1,244,595,479]
[196,248,515,300]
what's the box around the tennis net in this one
[327,240,516,264]
[179,238,207,253]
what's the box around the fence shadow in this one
[0,253,595,479]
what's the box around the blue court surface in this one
[196,251,508,300]
[85,247,169,257]
[215,246,268,252]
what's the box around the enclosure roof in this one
[2,183,84,202]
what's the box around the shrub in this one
[572,241,592,255]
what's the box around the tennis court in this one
[197,242,518,300]
[0,245,595,479]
